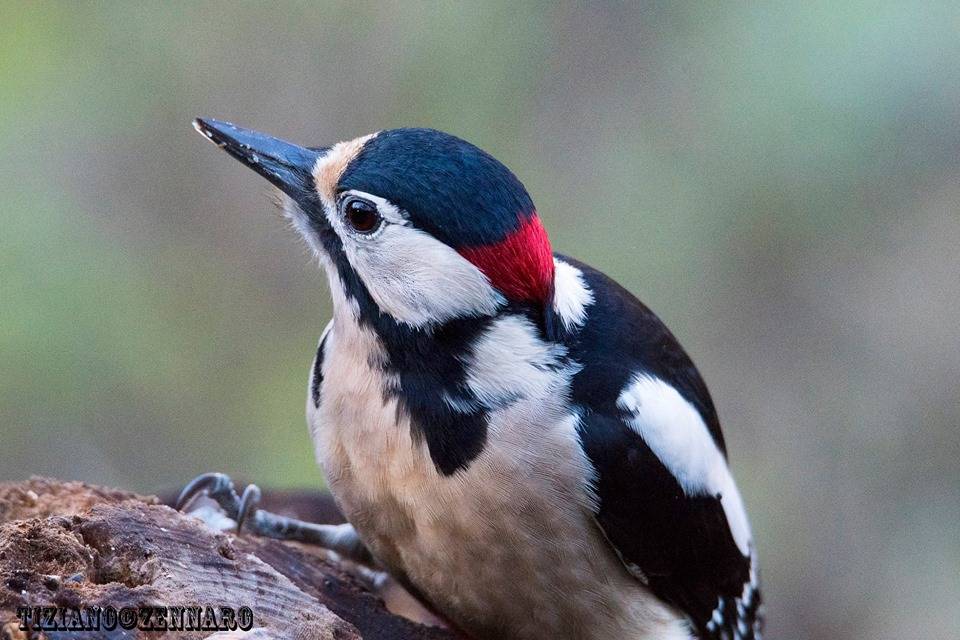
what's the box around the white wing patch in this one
[617,374,752,556]
[552,258,594,331]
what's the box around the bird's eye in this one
[342,198,381,234]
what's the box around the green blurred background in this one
[2,2,958,637]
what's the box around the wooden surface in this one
[0,478,456,640]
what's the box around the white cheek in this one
[290,182,503,326]
[345,224,504,327]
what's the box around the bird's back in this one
[553,255,762,639]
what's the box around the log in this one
[0,478,456,640]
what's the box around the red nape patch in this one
[459,214,555,303]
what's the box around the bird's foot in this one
[176,472,372,563]
[177,473,462,633]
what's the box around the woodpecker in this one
[181,119,763,640]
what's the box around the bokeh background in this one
[2,2,958,637]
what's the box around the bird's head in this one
[195,119,554,330]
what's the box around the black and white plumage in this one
[558,257,762,640]
[193,119,763,640]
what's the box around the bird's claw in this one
[176,473,375,565]
[176,472,261,534]
[236,483,261,532]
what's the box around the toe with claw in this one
[176,472,373,564]
[176,472,260,530]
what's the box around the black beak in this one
[193,118,322,200]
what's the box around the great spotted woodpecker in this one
[181,119,763,640]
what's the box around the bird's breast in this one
[305,315,689,640]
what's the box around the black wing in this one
[554,256,762,639]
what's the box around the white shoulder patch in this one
[552,258,594,331]
[617,374,752,556]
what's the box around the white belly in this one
[306,318,690,640]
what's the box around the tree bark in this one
[0,478,455,640]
